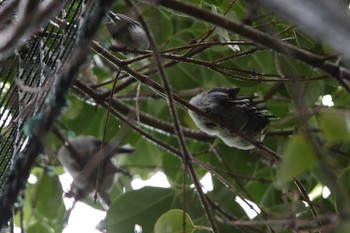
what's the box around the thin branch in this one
[223,213,339,232]
[145,0,350,93]
[125,0,218,231]
[77,70,274,231]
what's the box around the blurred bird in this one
[188,88,275,150]
[56,136,134,205]
[106,11,149,51]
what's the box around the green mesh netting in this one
[0,0,113,227]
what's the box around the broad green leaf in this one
[98,187,205,233]
[154,209,212,233]
[15,168,65,231]
[97,187,177,233]
[154,209,195,233]
[145,8,174,45]
[265,101,289,120]
[62,94,84,120]
[276,134,318,186]
[120,139,163,178]
[336,166,350,211]
[285,80,324,107]
[34,172,65,221]
[338,166,350,194]
[333,88,350,108]
[294,30,318,49]
[27,222,53,233]
[245,166,275,204]
[162,154,185,186]
[318,111,350,143]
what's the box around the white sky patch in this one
[322,186,331,198]
[59,173,73,191]
[58,170,189,233]
[308,184,331,202]
[20,138,28,151]
[201,172,213,192]
[229,44,240,52]
[63,202,106,233]
[190,172,214,193]
[59,171,172,232]
[235,196,261,219]
[59,173,105,233]
[0,108,12,127]
[321,94,334,107]
[59,173,76,209]
[131,171,171,190]
[27,174,38,184]
[134,224,143,233]
[0,81,10,92]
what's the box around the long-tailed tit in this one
[188,88,275,150]
[106,11,149,50]
[56,136,134,205]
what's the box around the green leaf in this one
[154,209,212,233]
[285,80,324,107]
[27,222,53,233]
[276,134,318,186]
[16,168,66,232]
[98,187,206,233]
[97,187,177,233]
[34,172,65,221]
[333,88,350,108]
[318,111,350,143]
[154,209,195,233]
[61,94,84,120]
[120,139,163,179]
[145,8,174,46]
[162,154,185,186]
[338,166,350,194]
[336,166,350,211]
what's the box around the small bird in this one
[188,88,275,150]
[56,136,134,205]
[106,11,150,51]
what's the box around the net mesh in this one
[0,0,84,192]
[0,0,112,227]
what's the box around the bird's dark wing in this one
[208,89,274,135]
[206,88,237,103]
[207,88,257,107]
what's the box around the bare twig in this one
[144,0,350,93]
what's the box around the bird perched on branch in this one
[106,11,149,51]
[56,136,134,206]
[188,88,275,150]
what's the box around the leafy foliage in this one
[10,0,350,233]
